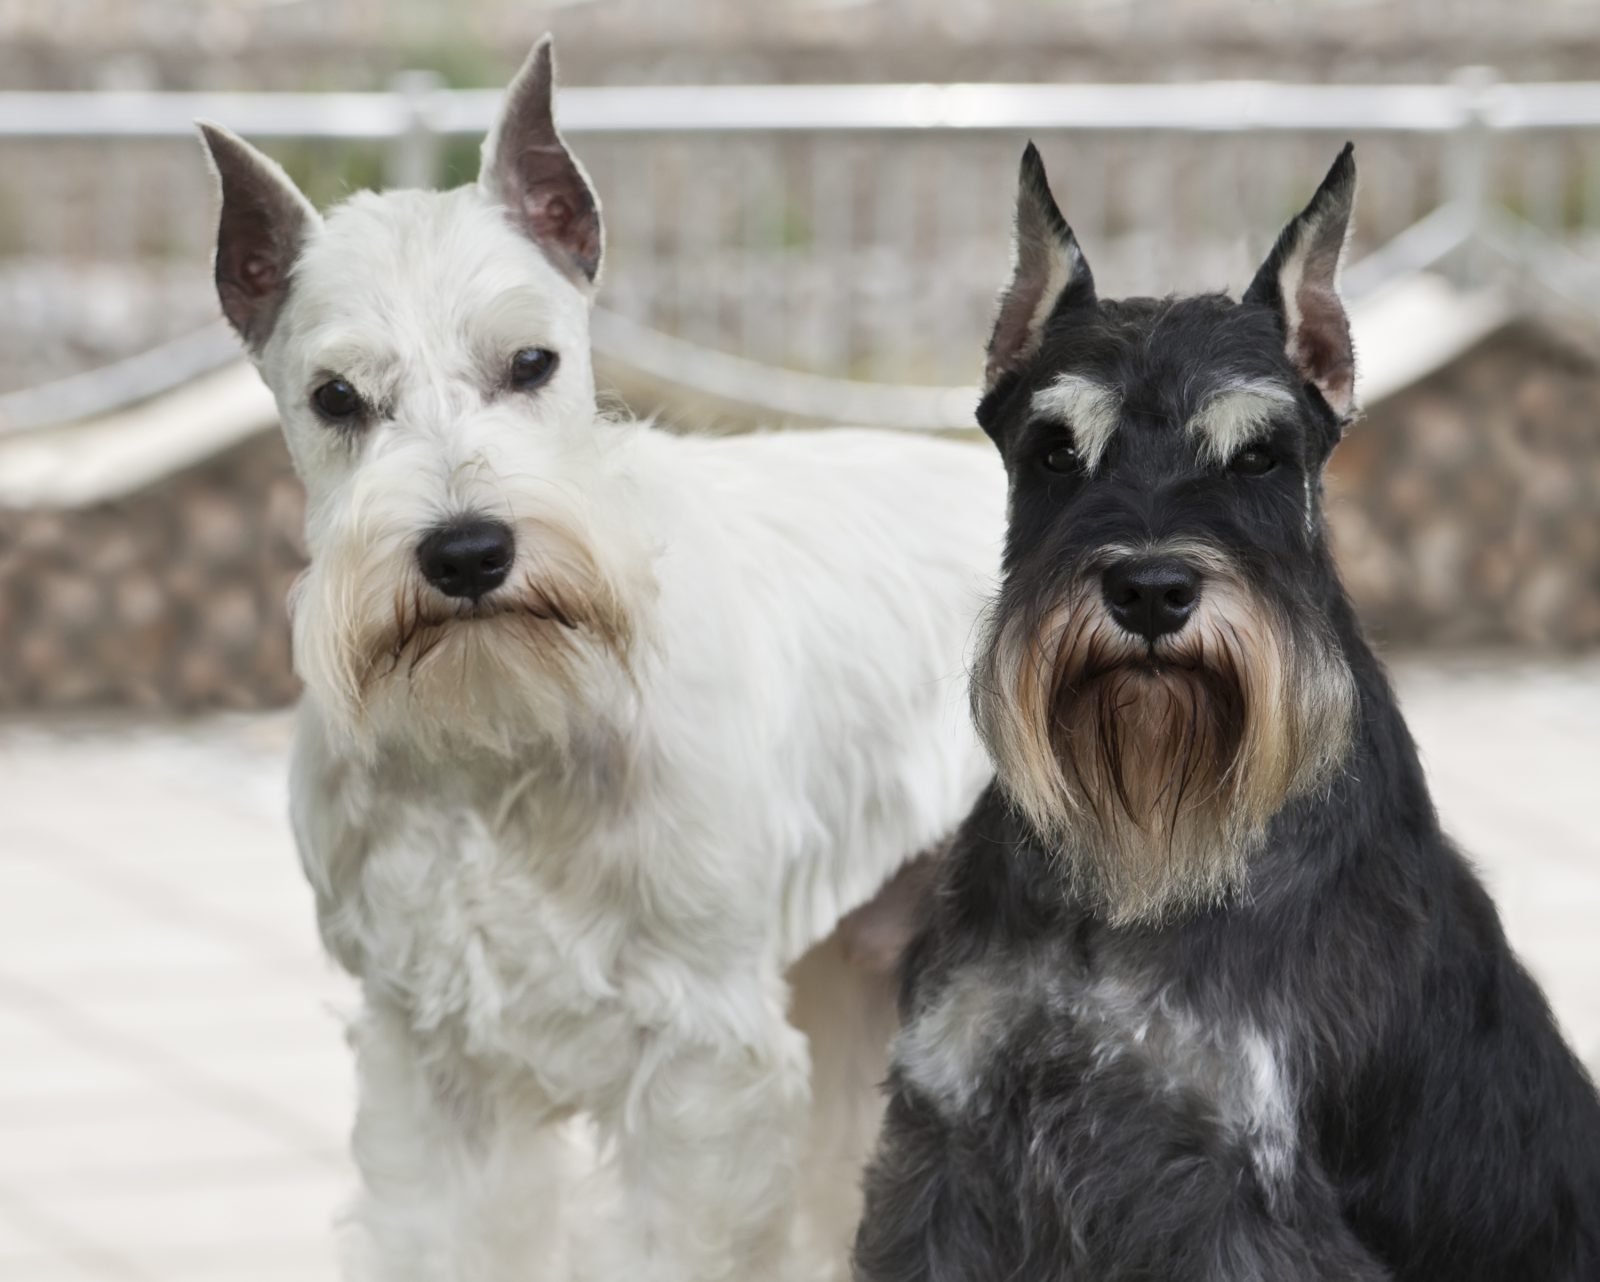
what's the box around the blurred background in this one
[0,1,1596,1279]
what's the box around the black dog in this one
[853,144,1600,1281]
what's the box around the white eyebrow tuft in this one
[1186,379,1296,463]
[1029,375,1122,472]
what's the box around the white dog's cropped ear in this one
[1245,143,1357,421]
[197,123,319,354]
[985,142,1095,392]
[480,35,603,287]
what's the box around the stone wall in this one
[1331,322,1600,650]
[1,324,1596,711]
[0,431,303,709]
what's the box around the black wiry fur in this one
[854,148,1600,1281]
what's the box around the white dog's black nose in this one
[417,519,515,600]
[1102,557,1200,642]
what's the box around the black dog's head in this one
[973,144,1360,925]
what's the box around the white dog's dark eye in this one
[510,348,559,390]
[312,378,362,420]
[1230,447,1276,476]
[1043,443,1079,474]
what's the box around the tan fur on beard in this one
[973,546,1355,925]
[346,520,636,708]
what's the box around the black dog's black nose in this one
[417,519,515,600]
[1102,557,1201,642]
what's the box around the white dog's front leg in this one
[346,1003,587,1282]
[596,1005,814,1282]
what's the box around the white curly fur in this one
[206,38,1004,1282]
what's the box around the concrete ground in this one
[0,655,1595,1282]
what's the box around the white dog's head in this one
[201,37,649,757]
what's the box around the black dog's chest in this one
[902,933,1295,1162]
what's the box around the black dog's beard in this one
[973,542,1356,925]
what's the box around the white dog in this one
[200,36,1003,1282]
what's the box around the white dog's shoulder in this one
[635,427,1006,960]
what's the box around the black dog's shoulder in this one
[1311,826,1600,1279]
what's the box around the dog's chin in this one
[974,576,1356,927]
[293,570,638,759]
[371,594,585,681]
[1046,650,1250,925]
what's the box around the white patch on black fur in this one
[1185,379,1296,464]
[898,956,1301,1208]
[1238,1027,1298,1203]
[1030,375,1122,472]
[1070,978,1299,1204]
[896,962,1047,1113]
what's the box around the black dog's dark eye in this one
[1230,447,1276,476]
[510,348,559,390]
[1043,444,1079,474]
[312,378,362,420]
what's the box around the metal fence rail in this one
[7,75,1600,143]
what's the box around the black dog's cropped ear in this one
[985,143,1096,392]
[197,122,319,354]
[479,35,603,288]
[1245,143,1357,420]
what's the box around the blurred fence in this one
[3,73,1600,711]
[2,71,1600,404]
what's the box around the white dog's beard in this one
[292,515,640,755]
